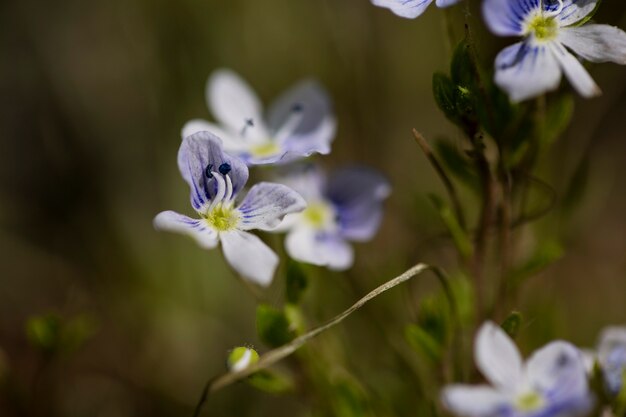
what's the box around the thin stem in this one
[412,129,467,231]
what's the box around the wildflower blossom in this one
[588,326,626,396]
[182,69,336,165]
[483,0,626,102]
[276,164,390,270]
[442,321,593,417]
[371,0,462,19]
[154,131,306,286]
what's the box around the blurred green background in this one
[1,0,625,416]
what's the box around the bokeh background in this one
[1,0,625,416]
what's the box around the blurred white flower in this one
[371,0,462,19]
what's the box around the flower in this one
[442,321,593,417]
[154,131,306,286]
[588,326,626,396]
[371,0,462,19]
[182,69,336,165]
[276,164,390,270]
[483,0,626,102]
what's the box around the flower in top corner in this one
[483,0,626,102]
[371,0,463,19]
[154,131,306,286]
[586,326,626,397]
[442,321,593,417]
[182,69,337,166]
[275,164,390,271]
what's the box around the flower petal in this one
[325,167,391,242]
[181,119,249,152]
[475,321,524,392]
[275,164,326,202]
[557,0,599,27]
[598,326,626,364]
[207,69,269,139]
[371,0,434,19]
[238,182,307,231]
[153,211,218,249]
[483,0,538,36]
[177,131,249,210]
[597,326,626,395]
[526,341,592,410]
[559,25,626,65]
[494,42,562,102]
[435,0,462,7]
[220,230,278,287]
[285,228,354,270]
[441,384,508,417]
[549,41,601,98]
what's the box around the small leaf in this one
[428,194,473,259]
[247,370,294,394]
[434,139,480,193]
[256,305,295,348]
[405,324,442,363]
[285,260,308,304]
[500,312,523,340]
[433,72,459,123]
[450,41,476,89]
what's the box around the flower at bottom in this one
[592,326,626,396]
[154,131,306,286]
[483,0,626,102]
[442,321,593,417]
[276,164,390,270]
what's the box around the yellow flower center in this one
[514,392,545,412]
[302,202,334,229]
[204,203,240,232]
[250,142,281,158]
[525,15,558,41]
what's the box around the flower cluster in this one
[372,0,626,102]
[155,70,390,287]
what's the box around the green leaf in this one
[26,315,61,353]
[433,72,459,123]
[500,311,523,340]
[285,260,308,304]
[247,369,294,394]
[256,305,295,348]
[428,194,473,259]
[509,241,564,288]
[450,40,476,89]
[405,324,442,363]
[434,139,480,193]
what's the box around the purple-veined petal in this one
[238,182,306,231]
[285,228,354,270]
[483,0,538,36]
[549,41,601,98]
[557,0,599,27]
[526,341,592,412]
[494,41,562,102]
[559,25,626,65]
[177,131,249,210]
[207,69,269,141]
[181,119,249,152]
[325,167,391,242]
[220,230,278,287]
[435,0,462,7]
[475,321,524,392]
[153,211,218,249]
[371,0,434,19]
[441,385,508,417]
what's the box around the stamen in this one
[208,173,226,209]
[544,0,563,17]
[205,163,214,178]
[224,174,234,201]
[219,162,232,175]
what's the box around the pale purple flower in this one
[586,326,626,396]
[442,321,593,417]
[154,131,306,286]
[372,0,463,19]
[483,0,626,102]
[182,69,336,166]
[276,164,390,270]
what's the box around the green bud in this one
[227,347,259,372]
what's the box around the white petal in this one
[549,42,601,98]
[285,228,354,270]
[181,119,249,152]
[482,0,533,36]
[558,0,599,27]
[238,182,307,231]
[495,42,562,102]
[154,211,218,249]
[475,321,524,392]
[559,25,626,65]
[526,341,590,403]
[441,384,508,417]
[436,0,462,7]
[220,230,278,287]
[371,0,434,19]
[207,69,269,138]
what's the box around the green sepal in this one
[256,304,296,348]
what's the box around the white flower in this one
[442,321,593,417]
[182,69,336,165]
[154,131,306,286]
[483,0,626,102]
[372,0,463,19]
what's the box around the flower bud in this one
[227,347,259,372]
